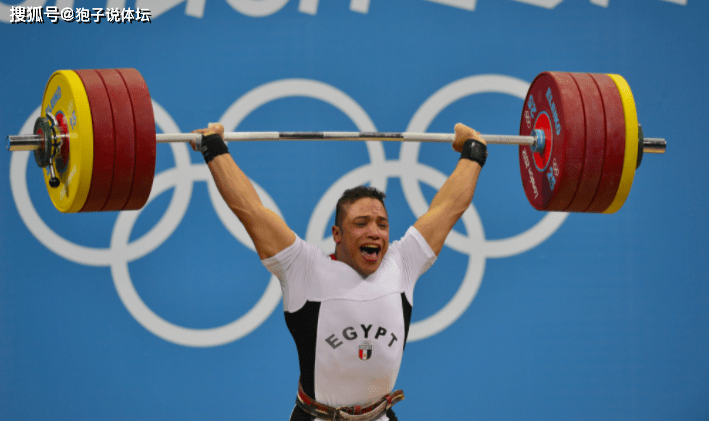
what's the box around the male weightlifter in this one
[190,123,487,421]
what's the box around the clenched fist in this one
[452,123,486,153]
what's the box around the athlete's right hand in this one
[190,123,225,151]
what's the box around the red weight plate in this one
[565,73,606,212]
[519,72,585,211]
[74,69,115,212]
[116,68,156,211]
[584,74,626,213]
[96,69,136,211]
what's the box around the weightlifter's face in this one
[333,198,390,277]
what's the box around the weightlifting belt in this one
[296,382,404,421]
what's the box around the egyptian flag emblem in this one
[359,340,372,361]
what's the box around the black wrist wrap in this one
[460,138,487,168]
[201,133,229,163]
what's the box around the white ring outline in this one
[109,100,290,347]
[10,75,567,346]
[116,79,384,346]
[305,75,568,341]
[10,103,197,267]
[404,75,567,340]
[224,0,290,17]
[304,159,487,342]
[11,80,381,347]
[403,75,568,260]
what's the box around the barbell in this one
[6,68,665,214]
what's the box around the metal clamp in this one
[530,129,546,154]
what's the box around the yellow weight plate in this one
[603,74,638,214]
[41,70,94,213]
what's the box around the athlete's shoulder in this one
[264,233,328,261]
[389,226,432,255]
[262,234,335,283]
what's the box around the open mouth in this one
[360,245,381,262]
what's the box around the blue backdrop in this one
[1,0,707,420]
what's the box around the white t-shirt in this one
[262,226,436,416]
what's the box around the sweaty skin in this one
[192,121,486,418]
[190,122,485,264]
[190,123,295,260]
[332,197,390,277]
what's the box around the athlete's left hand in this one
[452,123,486,153]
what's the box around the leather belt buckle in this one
[333,407,352,421]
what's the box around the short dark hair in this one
[335,186,387,227]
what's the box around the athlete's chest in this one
[305,255,406,303]
[316,293,406,357]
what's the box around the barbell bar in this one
[5,68,666,214]
[7,128,666,150]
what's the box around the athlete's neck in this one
[334,246,370,278]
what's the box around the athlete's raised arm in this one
[191,123,295,260]
[413,123,487,256]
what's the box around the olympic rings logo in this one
[10,74,568,348]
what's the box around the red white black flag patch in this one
[359,340,372,361]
